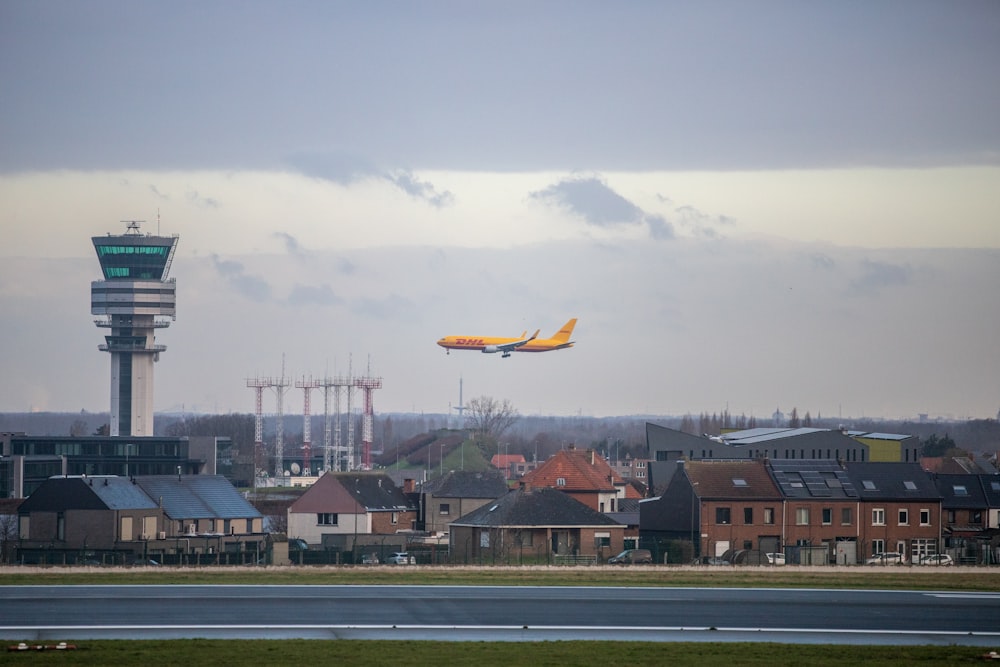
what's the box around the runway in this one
[2,585,999,645]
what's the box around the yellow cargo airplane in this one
[437,318,577,358]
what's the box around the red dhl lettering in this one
[454,338,485,346]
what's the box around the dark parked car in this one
[608,549,653,564]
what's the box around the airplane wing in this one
[495,329,540,357]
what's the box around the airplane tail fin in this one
[551,318,577,343]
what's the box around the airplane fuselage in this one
[437,319,576,357]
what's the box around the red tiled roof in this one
[491,454,527,468]
[685,460,782,499]
[522,447,624,493]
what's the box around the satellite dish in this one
[291,462,301,475]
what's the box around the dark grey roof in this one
[934,474,988,509]
[981,475,1000,508]
[451,487,621,528]
[19,476,157,512]
[422,469,509,499]
[844,463,939,500]
[605,511,639,526]
[720,427,826,445]
[768,460,858,499]
[135,475,262,520]
[337,473,414,511]
[616,498,641,513]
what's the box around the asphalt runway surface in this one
[2,584,999,645]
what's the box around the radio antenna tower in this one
[296,376,321,475]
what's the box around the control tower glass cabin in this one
[91,222,178,436]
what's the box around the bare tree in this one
[466,396,519,447]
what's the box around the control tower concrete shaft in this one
[91,221,178,436]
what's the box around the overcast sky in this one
[2,2,998,423]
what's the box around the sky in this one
[1,1,999,423]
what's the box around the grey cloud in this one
[849,259,913,294]
[335,257,358,275]
[274,232,304,256]
[148,185,169,200]
[809,253,836,270]
[386,171,454,208]
[210,254,272,302]
[675,205,727,238]
[350,293,414,320]
[288,283,340,306]
[645,214,675,240]
[286,152,381,186]
[530,176,643,226]
[287,153,453,207]
[186,190,219,208]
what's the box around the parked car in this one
[386,552,416,565]
[866,552,906,565]
[608,549,653,565]
[361,553,380,565]
[765,552,786,565]
[288,538,309,551]
[917,554,954,566]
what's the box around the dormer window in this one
[556,478,566,486]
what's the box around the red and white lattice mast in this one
[353,373,382,471]
[295,376,321,475]
[246,377,269,486]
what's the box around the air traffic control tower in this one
[91,221,179,436]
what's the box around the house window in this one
[732,478,747,487]
[841,507,852,525]
[971,510,983,524]
[872,539,885,555]
[795,508,809,526]
[763,507,775,525]
[515,531,534,547]
[743,507,753,525]
[947,510,956,523]
[317,513,338,526]
[600,502,605,512]
[715,507,731,525]
[439,503,450,516]
[391,512,398,525]
[903,480,917,491]
[898,509,909,526]
[919,509,930,526]
[953,485,968,496]
[872,508,885,526]
[862,480,877,491]
[822,508,832,525]
[595,531,611,547]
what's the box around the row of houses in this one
[13,474,265,565]
[9,438,1000,566]
[642,458,1000,565]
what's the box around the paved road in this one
[2,585,999,645]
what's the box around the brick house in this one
[419,469,509,535]
[287,472,417,552]
[521,445,641,513]
[449,486,625,564]
[640,459,944,565]
[16,474,263,565]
